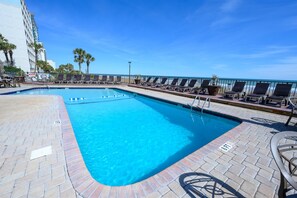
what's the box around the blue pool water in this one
[14,88,239,186]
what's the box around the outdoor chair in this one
[178,79,197,92]
[147,77,159,86]
[92,75,100,84]
[73,74,82,84]
[107,76,115,84]
[0,76,5,88]
[285,97,297,126]
[83,75,91,84]
[270,131,297,197]
[265,84,293,106]
[100,75,107,84]
[115,76,122,84]
[152,77,167,88]
[141,77,152,86]
[224,81,246,99]
[170,79,188,91]
[191,79,210,94]
[163,78,178,90]
[55,74,64,84]
[245,82,270,103]
[64,74,72,84]
[0,75,12,87]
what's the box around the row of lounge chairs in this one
[138,77,294,107]
[55,74,122,84]
[140,77,209,93]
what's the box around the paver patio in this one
[0,85,296,197]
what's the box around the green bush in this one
[4,66,25,76]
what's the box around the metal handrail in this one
[190,96,210,113]
[201,98,211,113]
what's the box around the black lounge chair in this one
[73,74,82,84]
[224,81,246,99]
[0,76,5,88]
[92,75,100,84]
[265,84,293,106]
[153,78,167,88]
[147,77,159,86]
[107,76,115,84]
[64,74,72,84]
[83,75,91,84]
[270,131,297,197]
[115,76,122,84]
[178,79,197,92]
[245,82,270,103]
[191,79,210,94]
[285,97,297,126]
[170,79,188,91]
[163,78,178,89]
[141,77,152,86]
[55,74,64,84]
[100,75,107,84]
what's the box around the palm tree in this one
[85,53,95,74]
[1,43,9,64]
[29,42,43,72]
[8,43,16,66]
[0,34,9,64]
[73,48,86,73]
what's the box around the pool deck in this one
[0,84,297,197]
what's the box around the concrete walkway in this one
[0,85,296,197]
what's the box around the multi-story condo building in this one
[0,0,45,72]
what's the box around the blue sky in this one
[26,0,297,80]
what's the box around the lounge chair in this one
[115,76,122,84]
[270,131,297,197]
[245,82,270,103]
[224,81,246,99]
[73,74,82,84]
[153,77,167,88]
[55,74,64,84]
[83,75,91,84]
[0,76,5,88]
[92,75,100,84]
[191,79,210,94]
[147,77,159,86]
[163,78,178,89]
[265,84,293,106]
[107,76,115,84]
[141,77,152,86]
[285,97,297,126]
[170,79,188,91]
[64,74,72,84]
[178,79,197,92]
[100,75,107,84]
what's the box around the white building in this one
[0,0,43,72]
[38,43,46,62]
[47,60,56,68]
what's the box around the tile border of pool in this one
[55,87,250,197]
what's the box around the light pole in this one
[128,61,131,84]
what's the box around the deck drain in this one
[30,146,52,160]
[219,142,233,152]
[53,120,61,126]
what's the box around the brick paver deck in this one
[0,84,296,197]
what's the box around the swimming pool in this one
[15,88,239,186]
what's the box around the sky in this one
[26,0,297,80]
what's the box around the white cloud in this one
[284,16,297,29]
[231,46,297,59]
[249,56,297,80]
[220,0,241,13]
[211,64,229,70]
